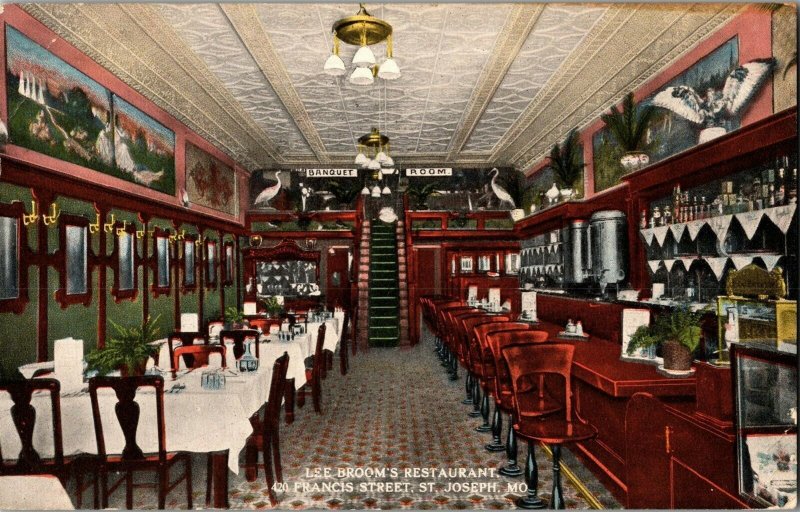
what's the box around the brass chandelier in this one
[358,128,394,197]
[323,3,401,85]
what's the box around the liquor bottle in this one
[640,209,648,229]
[673,185,682,221]
[652,206,662,227]
[686,275,696,301]
[699,196,707,219]
[788,168,798,204]
[752,177,762,210]
[777,168,786,205]
[768,183,776,207]
[663,207,672,225]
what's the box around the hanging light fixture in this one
[355,127,393,171]
[325,3,400,86]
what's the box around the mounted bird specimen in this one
[488,168,516,209]
[253,170,283,209]
[651,58,775,143]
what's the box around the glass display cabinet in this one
[732,342,797,508]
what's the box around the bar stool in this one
[465,318,511,419]
[437,305,473,376]
[429,299,461,359]
[471,321,530,436]
[445,308,482,380]
[458,314,502,405]
[503,343,598,509]
[486,330,553,478]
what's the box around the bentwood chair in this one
[486,330,554,478]
[242,352,290,506]
[503,344,598,509]
[88,375,192,509]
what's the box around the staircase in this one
[368,221,400,346]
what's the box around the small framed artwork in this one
[460,256,473,273]
[477,255,491,272]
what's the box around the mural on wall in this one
[249,169,363,212]
[523,137,585,213]
[593,37,740,192]
[5,26,175,195]
[406,168,522,211]
[186,142,237,215]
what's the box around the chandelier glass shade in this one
[325,4,400,85]
[355,127,394,172]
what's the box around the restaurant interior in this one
[0,2,797,510]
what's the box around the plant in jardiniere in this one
[626,306,706,371]
[548,128,585,197]
[262,296,283,318]
[600,92,657,172]
[224,306,247,329]
[85,315,162,376]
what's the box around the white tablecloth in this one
[307,319,341,352]
[0,365,272,474]
[0,475,74,510]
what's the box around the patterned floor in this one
[96,328,620,509]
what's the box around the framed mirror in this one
[223,241,234,285]
[152,228,171,295]
[0,202,28,313]
[206,239,217,289]
[183,237,196,290]
[112,221,137,301]
[57,214,91,307]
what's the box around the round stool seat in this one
[514,419,597,445]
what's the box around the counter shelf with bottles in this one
[519,229,565,290]
[640,201,796,303]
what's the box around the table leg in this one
[211,450,229,509]
[285,381,295,424]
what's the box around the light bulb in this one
[377,58,401,80]
[371,185,381,197]
[355,152,369,166]
[323,54,346,76]
[353,45,376,67]
[349,66,374,86]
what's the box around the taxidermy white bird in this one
[254,170,282,208]
[652,58,774,142]
[545,183,560,205]
[489,168,515,209]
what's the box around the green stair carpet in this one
[368,221,400,347]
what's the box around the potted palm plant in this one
[85,315,162,376]
[600,92,656,172]
[548,128,584,200]
[626,306,705,372]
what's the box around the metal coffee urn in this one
[589,210,628,297]
[565,220,591,290]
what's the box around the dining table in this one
[0,475,75,510]
[2,318,343,508]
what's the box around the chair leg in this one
[127,470,134,509]
[312,374,322,414]
[206,454,213,506]
[263,431,277,505]
[485,402,505,451]
[476,390,492,432]
[100,469,109,509]
[340,344,349,375]
[75,468,84,509]
[272,425,283,483]
[157,467,167,510]
[550,444,564,509]
[499,413,523,477]
[516,442,545,509]
[185,457,193,510]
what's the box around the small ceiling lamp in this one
[371,184,381,197]
[360,185,370,195]
[323,37,346,76]
[356,128,392,170]
[326,3,400,86]
[381,185,391,195]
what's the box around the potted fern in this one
[262,296,283,318]
[548,129,584,200]
[600,92,656,172]
[224,306,248,329]
[85,315,162,377]
[626,306,705,372]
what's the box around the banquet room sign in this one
[405,168,452,177]
[304,169,358,178]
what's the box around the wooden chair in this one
[503,344,598,509]
[88,375,192,509]
[242,352,290,506]
[486,330,554,478]
[171,344,227,374]
[219,329,260,361]
[167,331,208,370]
[0,378,65,481]
[299,324,326,414]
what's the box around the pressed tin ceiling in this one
[23,2,745,171]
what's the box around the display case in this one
[732,342,797,508]
[715,264,797,364]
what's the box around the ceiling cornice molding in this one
[445,3,544,160]
[221,4,330,164]
[21,3,282,170]
[513,3,745,170]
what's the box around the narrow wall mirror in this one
[183,238,196,289]
[0,215,19,300]
[154,230,170,292]
[206,239,217,288]
[224,241,234,284]
[112,221,137,300]
[57,214,91,307]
